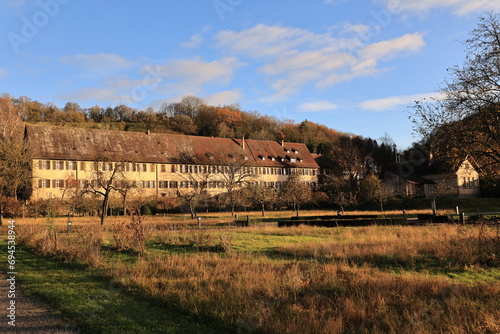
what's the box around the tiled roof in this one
[25,124,319,168]
[236,139,318,168]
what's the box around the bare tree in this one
[244,183,277,217]
[411,13,500,174]
[214,153,255,216]
[85,157,129,225]
[281,173,312,217]
[360,174,394,212]
[0,94,25,140]
[0,98,31,225]
[324,175,358,213]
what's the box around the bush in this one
[140,205,152,216]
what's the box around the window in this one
[103,162,113,171]
[53,179,65,188]
[276,182,282,189]
[39,179,51,188]
[180,181,188,188]
[55,161,64,170]
[39,160,51,170]
[170,181,178,188]
[66,161,77,170]
[159,181,168,188]
[161,165,166,173]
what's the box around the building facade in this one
[26,124,319,200]
[384,157,480,198]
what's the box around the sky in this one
[1,0,499,149]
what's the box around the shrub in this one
[140,205,152,216]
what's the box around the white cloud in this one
[379,0,500,16]
[204,90,243,106]
[215,24,426,98]
[298,101,339,112]
[59,57,244,107]
[182,33,204,48]
[0,68,8,79]
[359,33,425,61]
[61,53,135,72]
[156,57,244,88]
[215,24,341,58]
[359,92,443,111]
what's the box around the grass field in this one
[2,210,499,333]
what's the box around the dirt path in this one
[1,271,76,333]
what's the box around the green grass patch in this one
[0,240,220,334]
[229,231,327,252]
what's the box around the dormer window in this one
[293,149,299,154]
[259,155,266,161]
[290,158,297,163]
[271,157,275,161]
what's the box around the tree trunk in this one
[100,194,110,225]
[261,203,265,217]
[190,202,195,219]
[296,205,300,217]
[0,204,3,226]
[122,194,127,216]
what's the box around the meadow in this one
[2,210,500,333]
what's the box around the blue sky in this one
[1,0,499,149]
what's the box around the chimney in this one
[242,136,245,150]
[281,140,285,147]
[147,129,151,136]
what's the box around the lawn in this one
[2,212,499,333]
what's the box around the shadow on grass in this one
[8,244,226,334]
[148,241,227,254]
[261,248,477,276]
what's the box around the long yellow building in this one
[25,124,319,200]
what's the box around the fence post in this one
[198,217,202,230]
[460,212,465,225]
[246,215,250,227]
[67,213,72,233]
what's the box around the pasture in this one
[2,210,499,333]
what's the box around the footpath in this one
[1,271,76,334]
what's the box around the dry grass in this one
[109,253,499,334]
[14,215,500,333]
